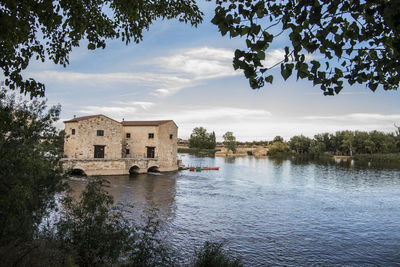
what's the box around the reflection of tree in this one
[224,157,236,164]
[68,174,177,222]
[269,156,285,166]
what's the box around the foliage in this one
[0,0,203,97]
[272,136,284,143]
[267,141,288,156]
[193,241,243,267]
[223,131,237,153]
[289,135,312,154]
[56,178,171,266]
[189,127,217,149]
[289,130,399,156]
[212,0,400,95]
[0,89,64,244]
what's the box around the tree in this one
[189,127,216,149]
[1,0,203,97]
[272,135,284,143]
[0,89,64,244]
[212,0,400,95]
[289,135,311,154]
[267,141,287,156]
[223,131,237,153]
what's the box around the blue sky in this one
[20,3,400,141]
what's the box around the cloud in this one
[112,101,155,110]
[303,113,400,123]
[155,46,238,80]
[262,49,316,69]
[28,46,241,97]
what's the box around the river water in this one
[69,154,400,266]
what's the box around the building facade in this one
[62,114,178,175]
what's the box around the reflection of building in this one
[61,114,178,175]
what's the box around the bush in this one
[193,241,243,267]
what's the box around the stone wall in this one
[123,125,159,158]
[157,121,178,171]
[62,158,160,176]
[64,115,123,159]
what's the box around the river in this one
[69,154,400,266]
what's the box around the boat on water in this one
[179,166,219,171]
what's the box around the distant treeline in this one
[269,130,400,157]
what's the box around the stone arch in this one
[147,165,159,173]
[129,165,140,175]
[70,167,86,176]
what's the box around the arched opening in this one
[147,166,159,173]
[129,165,140,175]
[69,168,86,176]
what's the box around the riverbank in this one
[178,145,267,157]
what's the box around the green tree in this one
[267,141,287,156]
[0,90,64,244]
[272,136,284,143]
[223,131,237,153]
[289,135,311,154]
[309,134,327,156]
[1,0,203,97]
[341,131,355,156]
[56,178,171,266]
[212,0,400,95]
[189,127,216,149]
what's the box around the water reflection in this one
[68,174,177,221]
[68,154,400,266]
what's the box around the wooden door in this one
[94,145,105,158]
[147,147,155,158]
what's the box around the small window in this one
[169,134,173,139]
[97,130,104,136]
[148,133,154,139]
[126,133,131,138]
[126,149,130,155]
[72,129,75,135]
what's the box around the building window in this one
[72,129,75,135]
[126,133,131,138]
[148,133,154,139]
[126,149,130,155]
[97,130,104,136]
[169,134,173,139]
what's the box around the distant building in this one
[62,114,178,175]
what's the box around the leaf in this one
[257,51,265,60]
[265,75,273,84]
[88,43,96,50]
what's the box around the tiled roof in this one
[64,114,174,126]
[121,120,173,126]
[64,114,119,123]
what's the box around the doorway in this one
[94,145,105,158]
[147,147,155,158]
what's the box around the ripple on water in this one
[68,155,400,266]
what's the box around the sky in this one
[17,3,400,141]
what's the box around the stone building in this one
[62,114,178,175]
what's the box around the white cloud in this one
[155,47,238,80]
[304,113,400,123]
[262,49,316,69]
[28,46,240,97]
[112,101,155,110]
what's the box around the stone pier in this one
[61,157,163,176]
